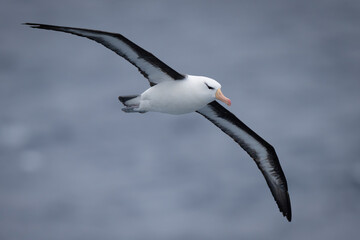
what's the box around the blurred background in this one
[1,0,360,239]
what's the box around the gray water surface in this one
[1,0,360,239]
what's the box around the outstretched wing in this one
[197,101,292,221]
[25,23,185,86]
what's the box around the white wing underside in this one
[25,23,185,86]
[197,101,291,221]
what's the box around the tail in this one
[118,95,140,106]
[118,95,146,113]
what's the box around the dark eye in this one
[205,83,214,90]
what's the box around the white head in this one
[201,77,231,106]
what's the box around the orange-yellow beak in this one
[215,88,231,106]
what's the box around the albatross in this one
[25,23,292,221]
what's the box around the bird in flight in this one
[25,23,292,221]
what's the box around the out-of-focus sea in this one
[1,0,360,239]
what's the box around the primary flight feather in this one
[25,23,291,221]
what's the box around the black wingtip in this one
[23,23,60,30]
[285,201,292,222]
[283,200,292,222]
[268,179,292,222]
[23,22,40,28]
[283,190,292,222]
[278,190,292,222]
[24,23,50,30]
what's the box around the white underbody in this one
[134,75,219,114]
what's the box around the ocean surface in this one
[1,0,360,239]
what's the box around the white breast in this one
[139,76,214,115]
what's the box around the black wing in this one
[25,23,185,86]
[197,101,291,221]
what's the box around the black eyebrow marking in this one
[204,82,214,90]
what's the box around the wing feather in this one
[197,101,292,221]
[25,23,185,86]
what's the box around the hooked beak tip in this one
[216,88,231,107]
